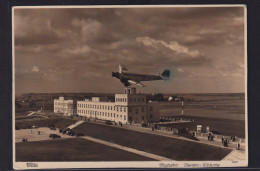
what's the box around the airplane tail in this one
[119,65,128,73]
[161,69,170,80]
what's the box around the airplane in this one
[112,65,171,87]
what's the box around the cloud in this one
[71,18,103,44]
[32,66,39,72]
[136,37,203,57]
[14,7,245,94]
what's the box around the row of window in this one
[77,110,126,120]
[115,97,145,103]
[78,104,128,112]
[54,102,72,106]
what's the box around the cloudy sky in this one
[14,6,245,94]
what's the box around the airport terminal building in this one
[53,97,76,116]
[54,88,160,124]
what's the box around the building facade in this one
[76,88,160,124]
[54,97,76,116]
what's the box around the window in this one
[124,107,126,112]
[138,98,140,102]
[108,113,110,117]
[142,98,144,102]
[150,106,153,111]
[129,98,132,102]
[150,114,153,118]
[136,109,138,114]
[124,116,126,120]
[117,107,118,112]
[114,113,115,117]
[142,107,144,112]
[120,107,122,112]
[133,98,136,102]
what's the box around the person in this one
[211,135,214,141]
[152,126,154,131]
[38,131,40,135]
[222,137,224,143]
[237,142,240,150]
[208,134,210,141]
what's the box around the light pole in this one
[181,100,184,115]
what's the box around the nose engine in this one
[112,72,120,78]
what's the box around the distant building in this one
[76,87,160,124]
[54,97,76,115]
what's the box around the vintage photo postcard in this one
[12,5,247,169]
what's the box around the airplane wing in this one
[128,80,146,87]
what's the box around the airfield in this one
[15,93,246,162]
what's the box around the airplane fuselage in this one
[112,65,170,87]
[120,72,162,82]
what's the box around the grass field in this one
[15,118,76,130]
[159,97,246,138]
[158,116,245,138]
[16,138,154,161]
[160,98,245,121]
[72,122,232,161]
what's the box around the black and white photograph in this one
[12,5,247,169]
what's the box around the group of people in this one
[222,137,229,147]
[208,133,214,141]
[22,137,28,142]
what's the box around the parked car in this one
[67,131,75,136]
[32,125,39,129]
[49,134,61,139]
[105,120,113,125]
[76,133,84,137]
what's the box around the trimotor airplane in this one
[112,65,170,87]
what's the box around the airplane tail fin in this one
[119,65,128,73]
[161,69,170,80]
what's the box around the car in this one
[49,134,61,139]
[105,120,113,125]
[32,125,39,129]
[76,133,84,137]
[67,131,75,136]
